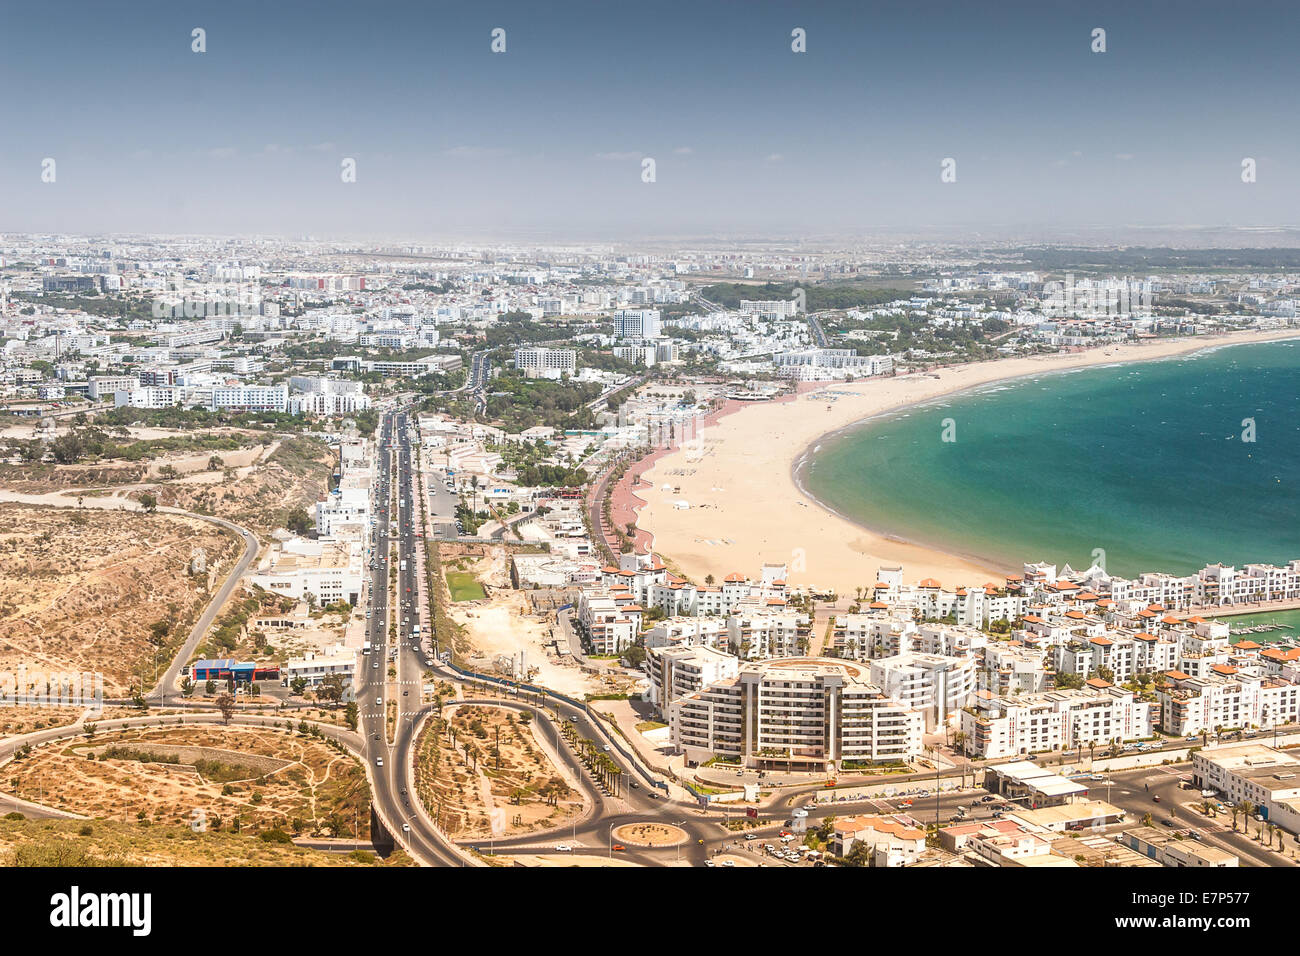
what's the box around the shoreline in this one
[636,328,1300,594]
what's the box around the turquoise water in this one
[801,340,1300,579]
[1220,609,1300,643]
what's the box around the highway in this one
[358,409,466,866]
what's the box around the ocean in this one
[801,339,1300,580]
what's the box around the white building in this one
[669,657,924,771]
[285,644,357,697]
[514,347,576,379]
[869,653,977,731]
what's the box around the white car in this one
[375,757,384,767]
[554,843,572,852]
[401,824,410,832]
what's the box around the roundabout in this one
[612,822,689,848]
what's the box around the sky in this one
[3,0,1300,242]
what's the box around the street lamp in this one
[609,822,617,859]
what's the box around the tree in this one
[140,493,158,514]
[180,676,194,698]
[215,692,236,724]
[285,507,313,535]
[204,679,216,696]
[344,701,359,731]
[207,455,224,471]
[48,432,85,465]
[318,673,345,709]
[290,676,308,697]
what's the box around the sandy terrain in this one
[453,593,599,698]
[0,504,240,696]
[637,329,1300,594]
[3,725,372,837]
[415,704,583,839]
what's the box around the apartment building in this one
[514,346,576,379]
[573,588,640,655]
[982,643,1049,696]
[612,309,662,340]
[726,606,811,660]
[868,653,977,731]
[669,657,924,771]
[643,617,729,651]
[211,383,288,412]
[645,644,739,709]
[1155,671,1272,736]
[961,684,1154,759]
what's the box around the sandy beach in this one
[636,329,1300,595]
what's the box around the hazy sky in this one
[3,0,1300,241]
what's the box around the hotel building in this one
[669,657,924,772]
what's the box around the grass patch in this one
[446,571,486,602]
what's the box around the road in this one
[1098,765,1298,867]
[357,409,467,866]
[147,514,259,704]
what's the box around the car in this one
[372,662,379,669]
[612,844,625,852]
[630,781,639,790]
[401,824,410,832]
[992,811,1004,819]
[376,697,383,706]
[554,844,572,852]
[1163,818,1179,827]
[722,860,735,867]
[703,860,715,867]
[375,757,383,766]
[1152,795,1161,803]
[745,833,757,841]
[403,690,408,696]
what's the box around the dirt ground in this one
[454,594,600,698]
[0,706,86,738]
[3,725,372,838]
[135,436,334,536]
[0,816,414,867]
[0,504,240,696]
[415,703,584,839]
